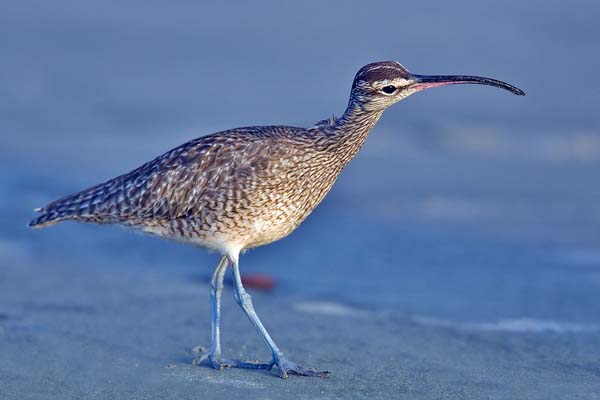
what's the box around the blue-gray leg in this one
[194,256,272,371]
[193,256,228,368]
[229,256,328,378]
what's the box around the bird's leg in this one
[229,256,329,378]
[194,256,272,371]
[193,256,229,369]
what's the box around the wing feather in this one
[29,126,305,227]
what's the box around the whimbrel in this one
[29,61,524,378]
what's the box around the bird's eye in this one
[381,85,397,94]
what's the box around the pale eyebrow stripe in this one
[373,78,412,87]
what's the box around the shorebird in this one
[29,61,524,378]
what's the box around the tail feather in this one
[29,154,157,229]
[29,186,118,228]
[29,191,83,227]
[28,195,85,227]
[29,202,116,228]
[28,211,65,228]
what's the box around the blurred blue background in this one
[1,1,600,397]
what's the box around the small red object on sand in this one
[241,274,276,291]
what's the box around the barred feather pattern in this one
[29,62,397,253]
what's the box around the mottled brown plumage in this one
[29,61,524,378]
[29,119,380,252]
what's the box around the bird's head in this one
[349,61,525,111]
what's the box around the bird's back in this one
[30,125,345,251]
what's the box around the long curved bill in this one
[412,74,525,96]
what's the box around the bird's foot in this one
[192,348,272,370]
[191,347,328,378]
[192,350,230,370]
[272,357,329,379]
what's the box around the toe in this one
[223,358,273,370]
[193,352,230,370]
[275,358,329,378]
[192,353,208,366]
[194,353,274,371]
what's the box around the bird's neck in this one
[327,101,384,166]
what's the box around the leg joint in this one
[233,288,252,307]
[210,280,224,291]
